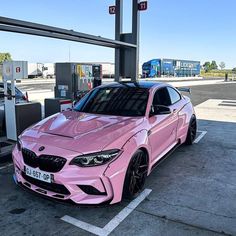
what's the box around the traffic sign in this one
[109,5,116,14]
[138,1,147,11]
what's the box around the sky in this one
[0,0,236,68]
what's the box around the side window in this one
[153,87,171,106]
[167,87,181,104]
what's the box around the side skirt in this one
[150,141,181,172]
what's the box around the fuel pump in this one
[54,63,103,101]
[45,62,102,117]
[3,61,41,141]
[3,61,22,140]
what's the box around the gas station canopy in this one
[0,16,136,49]
[0,0,144,81]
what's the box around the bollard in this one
[225,73,228,82]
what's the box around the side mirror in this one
[150,105,171,116]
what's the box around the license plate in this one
[24,166,52,183]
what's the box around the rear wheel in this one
[123,150,148,200]
[185,115,197,145]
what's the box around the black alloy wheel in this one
[123,150,148,199]
[185,115,197,145]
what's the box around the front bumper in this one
[12,145,125,205]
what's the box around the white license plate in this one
[24,166,52,183]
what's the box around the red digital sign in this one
[109,6,116,15]
[138,1,148,11]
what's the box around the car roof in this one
[100,81,165,89]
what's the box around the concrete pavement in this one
[0,81,236,235]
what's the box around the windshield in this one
[142,63,150,71]
[74,86,149,117]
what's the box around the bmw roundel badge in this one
[39,146,45,151]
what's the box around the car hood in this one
[22,110,144,153]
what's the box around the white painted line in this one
[194,130,207,144]
[61,188,152,236]
[0,163,13,170]
[61,215,106,236]
[103,188,152,234]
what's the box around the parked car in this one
[0,83,28,102]
[0,83,28,135]
[13,82,197,205]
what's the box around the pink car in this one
[13,82,197,205]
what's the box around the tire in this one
[185,115,197,145]
[123,150,148,200]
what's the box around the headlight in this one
[16,139,22,151]
[70,149,122,167]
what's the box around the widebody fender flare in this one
[104,129,151,204]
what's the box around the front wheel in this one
[185,115,197,145]
[123,150,148,200]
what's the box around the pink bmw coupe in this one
[13,82,197,205]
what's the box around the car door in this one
[148,86,180,164]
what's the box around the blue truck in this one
[142,59,201,78]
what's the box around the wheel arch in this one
[138,147,150,171]
[122,148,148,200]
[177,102,196,144]
[105,129,151,204]
[184,113,197,145]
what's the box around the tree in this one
[203,61,211,72]
[211,60,218,70]
[219,62,225,70]
[232,67,236,72]
[0,53,12,63]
